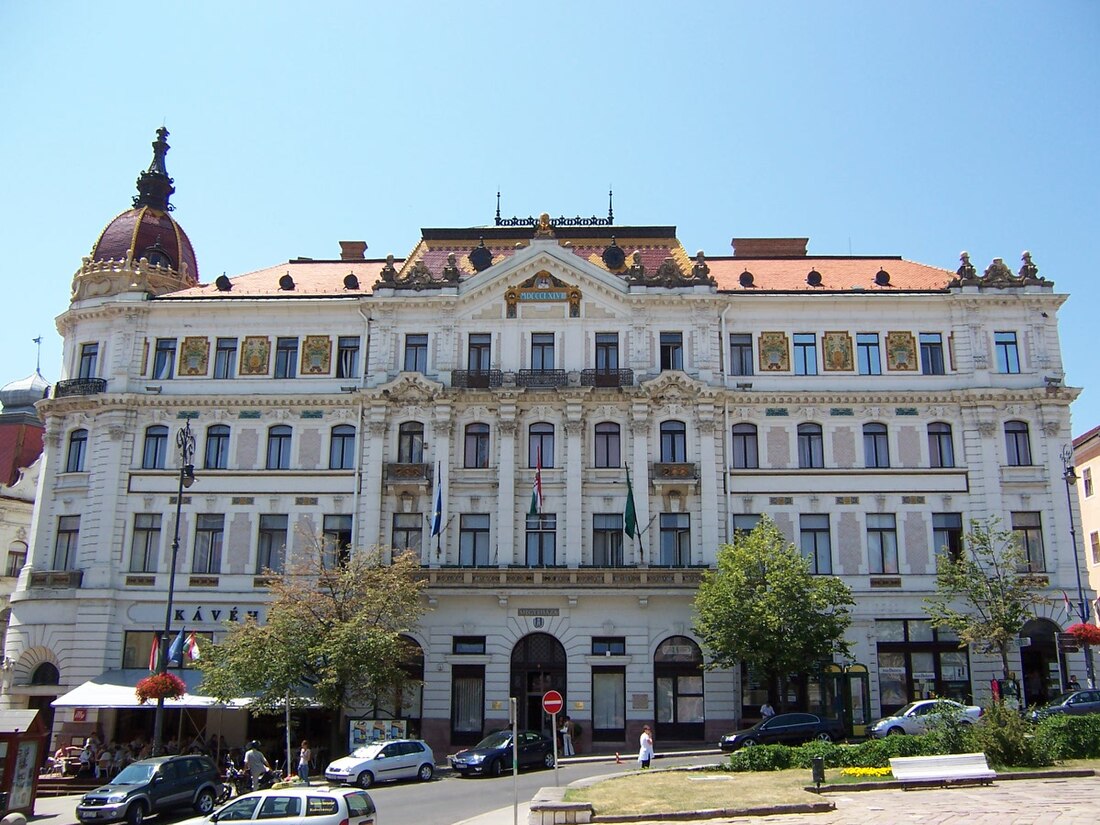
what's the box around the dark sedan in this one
[1030,688,1100,721]
[449,730,555,777]
[719,712,846,751]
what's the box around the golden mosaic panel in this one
[822,331,854,371]
[886,331,917,371]
[758,331,790,371]
[240,336,271,376]
[301,335,332,375]
[178,336,209,376]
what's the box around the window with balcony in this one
[404,334,428,373]
[323,514,353,568]
[531,333,555,370]
[731,423,758,469]
[660,420,687,463]
[660,332,684,371]
[337,336,361,379]
[867,513,898,574]
[257,514,288,573]
[464,423,490,468]
[863,423,890,468]
[192,514,224,574]
[920,333,945,375]
[130,513,162,573]
[729,333,753,376]
[1005,420,1032,466]
[275,337,298,378]
[330,424,356,469]
[659,513,691,566]
[459,514,491,566]
[78,343,99,379]
[995,331,1021,374]
[594,422,621,468]
[595,333,619,371]
[142,425,168,470]
[593,514,624,566]
[152,338,177,379]
[53,515,79,570]
[1012,511,1045,572]
[397,422,424,464]
[932,512,963,561]
[857,333,881,375]
[66,428,88,473]
[392,513,422,553]
[267,425,292,470]
[204,424,230,470]
[927,422,954,468]
[800,514,831,574]
[797,423,824,469]
[793,333,818,375]
[529,422,554,468]
[468,333,491,371]
[525,513,557,566]
[213,337,237,379]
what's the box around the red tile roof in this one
[708,257,954,292]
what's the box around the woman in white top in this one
[638,725,654,769]
[298,740,311,784]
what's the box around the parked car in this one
[1030,689,1100,721]
[76,754,222,825]
[719,712,845,751]
[179,786,377,825]
[449,730,556,777]
[870,699,983,737]
[324,739,434,788]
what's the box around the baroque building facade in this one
[2,131,1092,758]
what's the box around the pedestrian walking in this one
[298,740,312,784]
[560,717,575,757]
[638,725,654,769]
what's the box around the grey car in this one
[76,754,222,825]
[1030,689,1100,720]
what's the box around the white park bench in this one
[888,752,997,787]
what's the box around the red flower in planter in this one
[135,672,187,704]
[1066,623,1100,646]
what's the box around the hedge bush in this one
[966,700,1052,768]
[725,744,795,772]
[1035,713,1100,760]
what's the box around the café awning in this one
[51,669,250,710]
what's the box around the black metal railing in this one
[451,369,503,389]
[580,369,633,388]
[517,369,568,389]
[54,378,107,397]
[384,462,433,484]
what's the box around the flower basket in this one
[1066,623,1100,646]
[135,672,187,704]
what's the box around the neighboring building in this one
[1073,425,1100,623]
[3,130,1093,757]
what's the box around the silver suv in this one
[76,754,222,825]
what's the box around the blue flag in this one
[167,629,186,666]
[431,462,443,537]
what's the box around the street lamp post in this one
[152,420,196,755]
[1060,444,1096,689]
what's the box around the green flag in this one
[624,465,637,538]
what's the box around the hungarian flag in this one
[624,465,637,539]
[148,635,160,672]
[185,632,201,662]
[529,445,543,516]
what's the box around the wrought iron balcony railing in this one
[517,369,568,389]
[451,370,503,389]
[54,378,107,397]
[580,369,633,388]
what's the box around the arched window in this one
[1005,420,1032,466]
[30,662,60,686]
[529,423,554,468]
[797,424,823,469]
[464,423,490,468]
[731,424,758,469]
[142,425,168,469]
[66,428,88,473]
[927,422,954,468]
[330,425,356,469]
[659,421,687,463]
[398,422,424,464]
[863,423,890,468]
[594,422,621,468]
[204,424,230,470]
[266,425,292,470]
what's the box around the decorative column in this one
[432,415,453,565]
[564,410,585,567]
[631,401,652,566]
[361,411,388,551]
[496,412,517,567]
[696,411,719,564]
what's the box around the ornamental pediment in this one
[638,371,711,404]
[375,372,444,404]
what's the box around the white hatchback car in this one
[325,739,435,788]
[180,786,377,825]
[870,699,982,737]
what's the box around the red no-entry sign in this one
[542,690,564,715]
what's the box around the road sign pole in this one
[552,710,559,787]
[511,697,518,825]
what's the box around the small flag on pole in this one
[431,462,444,537]
[167,629,186,667]
[624,465,637,539]
[185,632,201,662]
[148,635,160,672]
[1063,590,1076,621]
[529,444,544,516]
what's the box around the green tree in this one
[198,540,428,759]
[924,518,1046,681]
[693,516,855,710]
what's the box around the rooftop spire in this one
[132,127,176,211]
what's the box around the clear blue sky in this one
[1,2,1096,436]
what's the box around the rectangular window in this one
[793,333,818,376]
[593,514,624,567]
[928,423,954,468]
[213,338,237,379]
[857,333,881,375]
[1091,531,1100,565]
[593,423,620,469]
[525,513,557,566]
[257,514,288,573]
[459,514,491,566]
[337,336,361,379]
[5,542,26,577]
[451,665,485,744]
[404,334,428,373]
[267,426,292,470]
[143,426,168,469]
[391,513,422,553]
[78,343,99,379]
[867,513,898,574]
[452,636,486,655]
[66,429,87,473]
[130,513,162,573]
[863,424,890,468]
[800,514,831,574]
[464,424,490,468]
[932,512,963,562]
[995,331,1021,374]
[920,333,945,375]
[205,425,230,470]
[274,337,298,378]
[659,513,690,567]
[660,332,684,371]
[322,514,353,568]
[592,637,626,656]
[531,333,555,370]
[53,515,80,570]
[468,333,491,371]
[729,333,753,376]
[192,514,224,574]
[732,514,761,536]
[592,668,626,740]
[1084,467,1094,498]
[1012,511,1045,572]
[595,333,619,371]
[731,425,758,469]
[152,338,177,379]
[330,425,356,469]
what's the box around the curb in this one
[809,766,1096,793]
[590,803,836,822]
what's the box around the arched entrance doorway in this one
[1021,618,1067,704]
[28,662,59,755]
[510,634,566,736]
[654,636,704,741]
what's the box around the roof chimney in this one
[731,238,808,258]
[339,241,368,261]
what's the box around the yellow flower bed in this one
[840,767,893,778]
